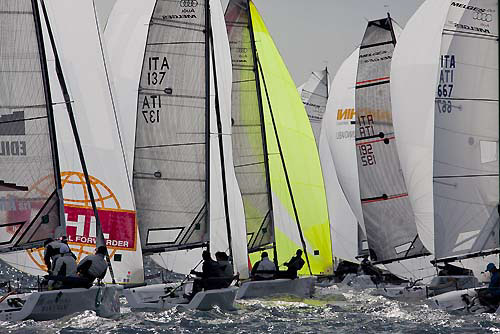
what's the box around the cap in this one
[486,263,496,272]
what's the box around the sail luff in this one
[204,0,211,252]
[31,0,64,229]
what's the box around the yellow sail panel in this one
[250,2,332,275]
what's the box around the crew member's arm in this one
[44,246,53,270]
[250,261,260,277]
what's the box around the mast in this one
[209,16,233,260]
[39,0,116,283]
[257,58,313,275]
[31,0,65,228]
[247,0,278,265]
[204,0,211,253]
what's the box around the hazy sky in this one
[98,0,426,85]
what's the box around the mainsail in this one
[0,0,64,250]
[299,68,329,146]
[433,0,499,262]
[225,0,274,254]
[355,16,428,263]
[132,0,210,253]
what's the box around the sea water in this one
[1,260,499,334]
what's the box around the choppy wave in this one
[1,261,500,333]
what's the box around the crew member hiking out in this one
[251,252,276,280]
[279,249,305,279]
[188,250,225,299]
[76,246,108,288]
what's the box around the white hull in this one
[0,286,120,322]
[236,277,316,300]
[373,275,480,301]
[428,288,479,312]
[123,284,238,311]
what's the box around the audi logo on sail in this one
[180,0,198,7]
[473,11,493,22]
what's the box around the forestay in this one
[433,0,499,261]
[299,69,329,147]
[355,17,428,263]
[133,0,209,253]
[0,0,63,251]
[225,0,274,253]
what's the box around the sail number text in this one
[147,56,169,86]
[437,54,456,113]
[359,144,376,166]
[142,95,161,124]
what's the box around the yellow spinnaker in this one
[250,2,333,275]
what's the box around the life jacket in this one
[218,260,234,278]
[77,254,107,280]
[44,240,67,270]
[254,258,276,279]
[52,253,78,278]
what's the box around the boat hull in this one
[236,277,316,299]
[0,286,120,322]
[123,284,238,311]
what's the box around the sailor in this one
[282,249,305,279]
[76,246,108,288]
[478,263,500,309]
[49,247,78,290]
[189,250,224,298]
[43,238,70,272]
[215,251,234,288]
[251,252,276,280]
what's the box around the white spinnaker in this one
[326,48,365,233]
[434,0,499,260]
[0,0,145,283]
[319,119,358,263]
[391,0,451,254]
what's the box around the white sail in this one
[208,0,249,279]
[1,0,145,283]
[104,0,247,277]
[391,0,451,254]
[299,69,330,146]
[433,0,499,261]
[325,47,365,233]
[318,121,358,263]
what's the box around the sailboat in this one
[104,0,246,311]
[391,0,499,311]
[225,0,332,299]
[298,68,330,147]
[352,15,438,295]
[0,0,125,321]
